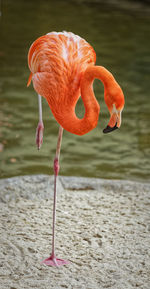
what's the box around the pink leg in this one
[42,126,70,267]
[36,94,44,150]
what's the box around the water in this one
[0,0,150,181]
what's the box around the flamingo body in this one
[28,31,124,135]
[28,32,98,135]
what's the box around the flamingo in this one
[27,31,124,267]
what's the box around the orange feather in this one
[27,31,124,135]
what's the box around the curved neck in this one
[83,65,115,88]
[50,66,115,136]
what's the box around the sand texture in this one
[0,175,150,289]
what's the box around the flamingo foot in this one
[42,255,70,267]
[36,121,44,150]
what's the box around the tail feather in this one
[27,72,33,87]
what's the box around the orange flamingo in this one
[27,31,124,266]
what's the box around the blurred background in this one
[0,0,150,181]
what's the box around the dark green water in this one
[0,0,150,181]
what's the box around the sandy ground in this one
[0,175,150,289]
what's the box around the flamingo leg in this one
[42,126,70,267]
[36,94,44,150]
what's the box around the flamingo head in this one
[103,85,125,134]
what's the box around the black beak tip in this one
[103,123,118,134]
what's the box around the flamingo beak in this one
[103,109,122,134]
[103,123,118,133]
